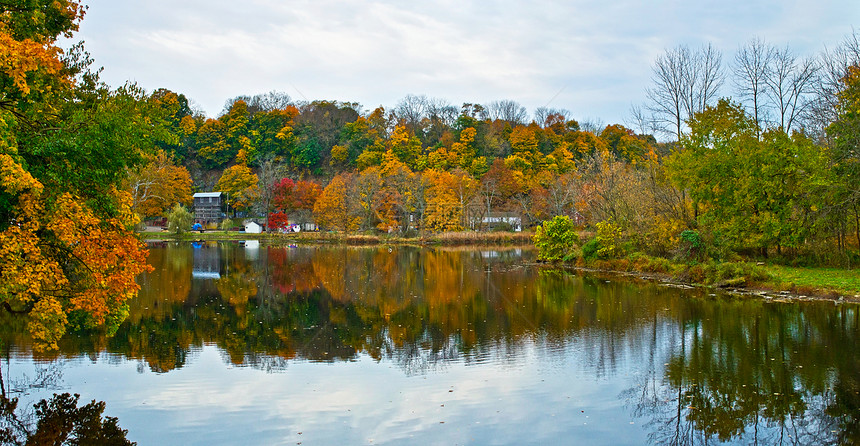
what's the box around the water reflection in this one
[0,242,858,444]
[0,358,134,445]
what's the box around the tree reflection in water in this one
[1,242,859,444]
[0,354,134,445]
[624,298,860,445]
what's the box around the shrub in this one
[219,218,235,231]
[533,216,579,261]
[166,204,192,234]
[677,229,705,261]
[595,218,623,259]
[581,238,600,260]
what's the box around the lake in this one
[2,241,859,445]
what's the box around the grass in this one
[422,231,533,245]
[763,265,860,297]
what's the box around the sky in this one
[67,0,860,125]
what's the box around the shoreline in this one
[139,230,535,246]
[535,262,860,304]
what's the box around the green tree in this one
[668,99,828,256]
[827,65,860,250]
[166,203,193,234]
[533,215,579,261]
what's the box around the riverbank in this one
[141,229,535,246]
[538,253,860,302]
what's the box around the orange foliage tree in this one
[313,173,358,231]
[0,1,155,349]
[127,150,192,219]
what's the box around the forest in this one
[1,1,859,348]
[135,35,860,267]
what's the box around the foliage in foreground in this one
[0,1,155,349]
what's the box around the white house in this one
[243,221,262,233]
[482,212,522,231]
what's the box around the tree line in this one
[136,31,860,266]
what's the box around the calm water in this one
[2,242,860,445]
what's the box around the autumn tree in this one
[375,150,423,232]
[352,166,385,230]
[505,125,542,173]
[272,177,322,226]
[216,150,260,215]
[148,88,193,161]
[292,100,360,171]
[196,118,230,169]
[478,158,519,227]
[249,106,300,164]
[0,1,156,349]
[423,169,477,231]
[387,125,423,170]
[313,173,358,231]
[423,169,463,232]
[127,150,192,219]
[343,107,388,169]
[599,124,651,162]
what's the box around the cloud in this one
[72,0,860,124]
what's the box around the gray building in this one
[193,192,226,227]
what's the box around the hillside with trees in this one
[133,32,860,267]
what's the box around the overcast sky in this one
[67,0,860,125]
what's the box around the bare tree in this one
[647,45,691,140]
[545,172,578,218]
[483,99,528,125]
[424,97,457,145]
[579,117,606,134]
[534,107,571,128]
[646,44,725,141]
[394,94,429,136]
[766,46,818,133]
[808,29,860,138]
[687,43,725,119]
[255,155,285,229]
[627,104,660,136]
[224,91,292,116]
[734,38,774,133]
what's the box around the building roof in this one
[193,192,223,198]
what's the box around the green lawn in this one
[764,265,860,296]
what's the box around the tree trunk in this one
[854,203,860,249]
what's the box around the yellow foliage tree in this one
[127,150,192,219]
[216,150,260,214]
[313,173,359,231]
[423,169,477,232]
